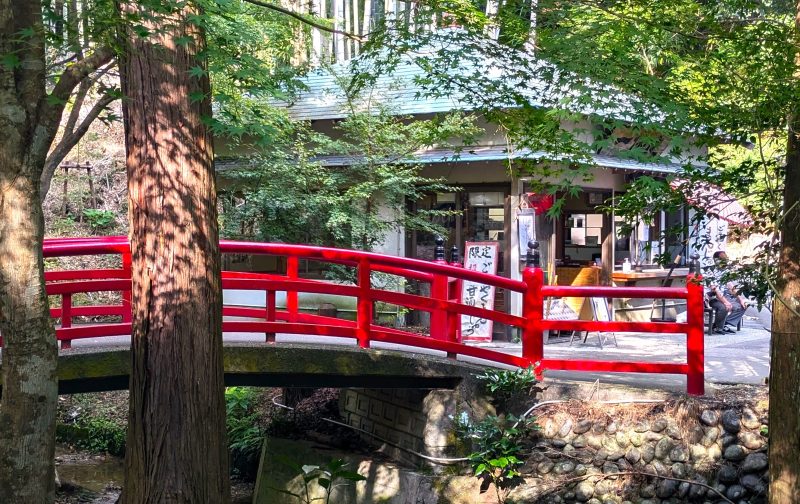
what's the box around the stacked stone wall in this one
[513,400,769,503]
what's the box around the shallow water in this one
[56,445,124,493]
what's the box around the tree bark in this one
[118,2,230,502]
[0,171,58,502]
[0,2,59,502]
[768,5,800,502]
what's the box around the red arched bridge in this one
[33,236,705,395]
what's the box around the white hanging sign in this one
[461,242,500,341]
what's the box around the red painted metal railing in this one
[35,237,705,395]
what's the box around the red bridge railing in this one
[36,237,705,395]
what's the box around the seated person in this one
[708,251,748,334]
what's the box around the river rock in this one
[650,459,668,477]
[586,499,601,504]
[726,484,746,500]
[640,484,656,498]
[572,435,588,448]
[594,447,609,462]
[633,420,649,433]
[644,431,663,442]
[593,481,611,496]
[587,434,604,450]
[721,434,737,448]
[606,421,618,434]
[559,418,574,438]
[723,444,746,461]
[742,408,760,429]
[592,421,606,434]
[688,426,705,444]
[543,419,558,437]
[741,473,766,493]
[615,431,629,448]
[678,481,691,499]
[574,419,593,434]
[689,477,707,499]
[574,464,587,476]
[721,410,741,434]
[625,447,641,464]
[671,462,687,479]
[670,446,689,462]
[602,436,619,451]
[741,452,768,473]
[537,460,555,474]
[689,444,707,462]
[655,437,674,459]
[739,431,764,450]
[641,444,656,463]
[575,481,594,502]
[607,450,625,461]
[651,418,668,432]
[707,444,722,461]
[665,424,683,440]
[554,461,576,475]
[718,465,738,483]
[657,478,679,498]
[551,439,568,449]
[700,409,719,426]
[702,426,720,447]
[629,432,644,447]
[602,462,619,477]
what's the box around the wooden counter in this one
[611,268,689,321]
[612,268,689,286]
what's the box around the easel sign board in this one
[461,242,500,342]
[590,297,612,322]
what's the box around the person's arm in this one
[726,282,748,308]
[716,286,732,311]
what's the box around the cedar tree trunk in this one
[769,122,800,503]
[769,4,800,501]
[118,3,230,502]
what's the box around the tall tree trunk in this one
[769,5,800,502]
[0,172,58,502]
[118,3,230,502]
[0,2,59,502]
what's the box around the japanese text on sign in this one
[461,242,499,341]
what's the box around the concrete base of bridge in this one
[2,342,496,465]
[25,343,496,396]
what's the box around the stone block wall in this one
[339,382,494,467]
[339,389,429,464]
[513,399,769,503]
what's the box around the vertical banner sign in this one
[461,242,500,341]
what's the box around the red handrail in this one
[35,236,705,395]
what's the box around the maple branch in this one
[242,0,365,42]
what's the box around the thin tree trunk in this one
[768,5,800,502]
[0,2,59,502]
[118,2,229,502]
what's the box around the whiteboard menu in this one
[461,242,500,341]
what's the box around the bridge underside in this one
[0,344,487,395]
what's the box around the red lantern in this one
[524,193,554,213]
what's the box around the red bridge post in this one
[430,237,448,341]
[686,254,705,396]
[522,241,544,375]
[122,250,132,323]
[60,294,73,350]
[445,246,462,358]
[286,256,299,323]
[357,258,372,349]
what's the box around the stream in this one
[55,445,254,503]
